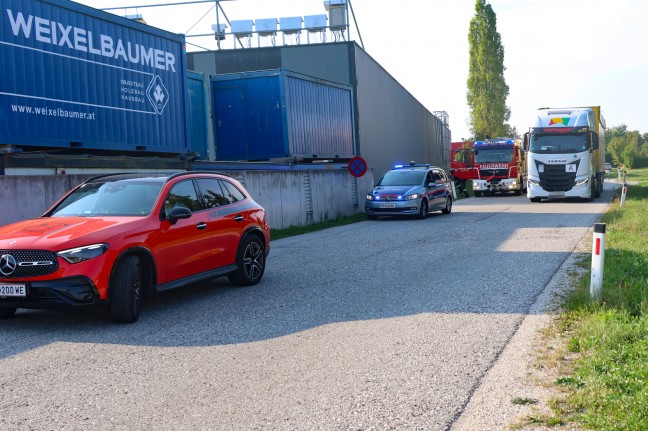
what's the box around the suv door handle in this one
[196,222,207,230]
[233,215,244,222]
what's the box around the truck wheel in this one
[418,200,428,219]
[109,255,143,323]
[474,191,482,197]
[593,176,601,198]
[0,308,17,319]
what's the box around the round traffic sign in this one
[347,156,367,177]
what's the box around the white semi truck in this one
[524,106,606,202]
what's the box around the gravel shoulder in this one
[451,217,594,430]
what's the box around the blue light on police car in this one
[394,164,404,169]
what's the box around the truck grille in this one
[537,162,579,192]
[480,168,508,177]
[0,250,59,278]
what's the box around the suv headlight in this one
[57,243,109,264]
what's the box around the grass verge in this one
[270,213,368,241]
[544,168,648,429]
[270,188,472,241]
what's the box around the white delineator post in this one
[620,171,628,207]
[590,223,606,301]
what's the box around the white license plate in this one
[379,203,396,208]
[0,283,26,298]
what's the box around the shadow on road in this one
[0,186,621,359]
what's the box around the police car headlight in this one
[57,243,109,264]
[366,194,374,201]
[405,194,419,200]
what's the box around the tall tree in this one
[467,0,510,140]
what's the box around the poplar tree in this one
[467,0,510,140]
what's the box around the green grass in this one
[270,186,472,241]
[270,213,368,240]
[548,168,648,430]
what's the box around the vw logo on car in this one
[0,254,17,276]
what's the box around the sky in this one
[76,0,648,141]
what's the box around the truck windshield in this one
[474,148,513,163]
[530,134,588,153]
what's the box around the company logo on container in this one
[147,76,169,114]
[549,117,570,126]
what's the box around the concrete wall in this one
[0,169,374,230]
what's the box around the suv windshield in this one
[51,180,164,217]
[378,170,425,186]
[530,134,588,153]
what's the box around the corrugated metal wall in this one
[285,74,353,158]
[351,46,450,178]
[187,41,451,177]
[188,71,209,159]
[210,70,354,161]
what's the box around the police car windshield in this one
[378,170,425,186]
[530,134,588,153]
[474,148,513,163]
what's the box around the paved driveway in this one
[0,185,618,430]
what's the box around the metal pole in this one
[590,223,606,301]
[620,171,627,207]
[215,0,221,50]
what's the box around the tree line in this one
[606,125,648,169]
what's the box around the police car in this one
[365,163,453,219]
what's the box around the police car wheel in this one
[442,197,452,214]
[418,200,428,219]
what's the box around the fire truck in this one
[471,138,527,196]
[449,141,477,196]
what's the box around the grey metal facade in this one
[187,41,451,179]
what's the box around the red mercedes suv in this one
[0,172,270,323]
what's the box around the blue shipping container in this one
[0,0,190,154]
[188,71,208,159]
[211,69,354,161]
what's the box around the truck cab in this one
[525,107,606,202]
[471,138,527,196]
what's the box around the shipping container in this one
[210,69,354,161]
[0,0,190,155]
[188,71,209,159]
[188,42,451,178]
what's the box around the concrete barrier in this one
[0,169,374,230]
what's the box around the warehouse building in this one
[188,40,451,178]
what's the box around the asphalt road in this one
[0,185,618,431]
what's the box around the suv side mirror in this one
[168,206,192,225]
